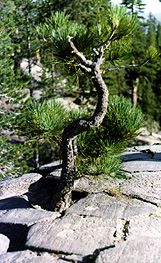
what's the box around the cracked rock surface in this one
[0,145,161,262]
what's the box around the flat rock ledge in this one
[0,145,161,262]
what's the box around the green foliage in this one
[37,11,93,65]
[101,95,144,143]
[76,152,124,179]
[76,96,144,178]
[0,134,34,178]
[1,0,160,180]
[37,6,138,70]
[147,46,161,60]
[108,5,138,39]
[121,0,146,17]
[19,99,67,143]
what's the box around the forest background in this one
[0,0,161,178]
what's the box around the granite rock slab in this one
[96,237,161,263]
[96,216,161,263]
[26,193,160,257]
[121,145,161,172]
[0,250,66,263]
[119,171,161,206]
[26,213,117,256]
[66,193,158,219]
[0,145,161,262]
[0,208,60,226]
[0,173,42,199]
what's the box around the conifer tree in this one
[121,0,146,106]
[37,6,158,211]
[0,13,33,177]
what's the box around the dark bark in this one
[52,40,109,212]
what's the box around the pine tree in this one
[36,6,158,211]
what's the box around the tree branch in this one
[68,36,93,68]
[93,22,119,51]
[79,65,92,77]
[103,59,150,73]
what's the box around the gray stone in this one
[0,144,161,262]
[121,145,161,172]
[73,176,123,194]
[0,234,10,255]
[119,171,161,206]
[96,237,161,263]
[122,159,161,172]
[0,173,42,199]
[125,145,161,153]
[96,216,161,263]
[0,208,60,226]
[127,215,161,238]
[26,213,117,256]
[26,194,159,257]
[0,250,66,263]
[67,193,158,219]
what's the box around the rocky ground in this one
[0,143,161,262]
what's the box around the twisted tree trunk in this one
[52,41,109,212]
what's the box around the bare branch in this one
[68,36,93,68]
[103,59,150,73]
[79,65,92,76]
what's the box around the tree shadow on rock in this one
[27,176,88,211]
[27,176,61,211]
[0,196,32,210]
[0,222,29,252]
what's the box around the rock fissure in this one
[25,244,76,256]
[122,193,159,207]
[113,219,130,243]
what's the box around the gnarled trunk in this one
[52,61,109,212]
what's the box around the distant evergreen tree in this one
[10,0,39,96]
[121,0,146,17]
[121,0,146,106]
[0,15,33,177]
[141,14,161,130]
[156,23,161,52]
[147,13,157,47]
